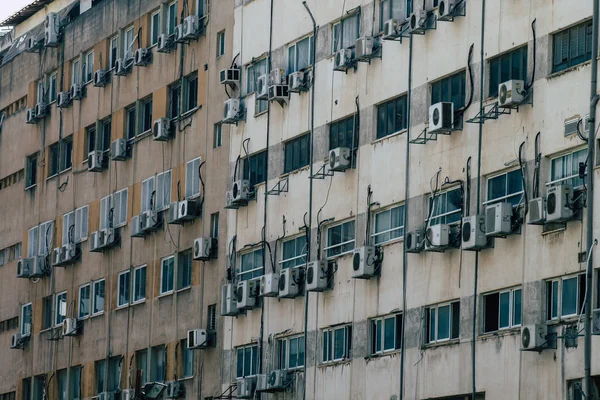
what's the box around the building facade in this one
[2,0,600,399]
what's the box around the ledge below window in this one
[371,129,407,145]
[547,60,592,80]
[421,338,460,350]
[364,349,401,361]
[318,359,352,369]
[478,327,520,340]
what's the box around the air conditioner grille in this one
[353,252,361,271]
[462,221,471,242]
[547,192,557,214]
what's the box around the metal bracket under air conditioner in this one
[309,163,335,180]
[409,127,438,145]
[267,177,289,196]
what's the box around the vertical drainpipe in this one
[302,2,317,400]
[585,0,599,397]
[399,33,413,400]
[473,1,486,399]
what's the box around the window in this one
[483,287,522,333]
[429,187,462,225]
[333,12,360,53]
[95,360,105,394]
[169,83,181,120]
[161,256,175,294]
[156,170,172,211]
[213,123,222,148]
[280,236,307,269]
[83,51,94,83]
[425,301,460,343]
[33,376,45,400]
[217,30,225,57]
[377,95,408,139]
[182,339,194,377]
[118,270,130,307]
[93,279,106,315]
[177,251,192,290]
[62,211,75,246]
[323,326,352,362]
[48,72,57,103]
[42,296,53,330]
[151,345,166,382]
[186,157,202,199]
[279,335,305,370]
[124,27,135,59]
[72,59,80,85]
[0,392,15,400]
[284,133,310,173]
[49,142,60,177]
[86,125,97,155]
[141,176,156,213]
[57,369,67,400]
[151,11,161,45]
[126,105,137,140]
[49,138,73,176]
[37,81,44,103]
[547,274,586,320]
[379,0,404,32]
[26,153,37,188]
[211,213,220,238]
[325,220,355,258]
[55,292,67,327]
[236,344,259,378]
[288,36,314,73]
[136,349,148,385]
[246,58,268,114]
[431,70,466,112]
[78,284,91,319]
[110,36,119,69]
[553,20,593,73]
[38,220,53,256]
[20,303,32,336]
[100,188,128,229]
[489,46,528,97]
[406,0,413,18]
[27,226,38,258]
[133,265,147,303]
[141,97,153,133]
[185,73,198,112]
[243,151,267,186]
[372,204,405,245]
[197,0,208,18]
[70,366,81,400]
[370,314,403,354]
[567,379,585,400]
[75,205,89,243]
[167,1,178,35]
[22,378,31,400]
[239,248,264,281]
[329,115,357,150]
[485,170,524,207]
[549,148,587,188]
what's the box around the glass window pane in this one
[243,347,251,376]
[289,338,298,368]
[376,320,382,352]
[236,349,244,378]
[334,328,345,359]
[562,277,578,316]
[499,292,510,328]
[429,310,436,342]
[513,289,522,326]
[384,317,395,350]
[437,305,450,340]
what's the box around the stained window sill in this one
[158,291,174,299]
[176,286,192,293]
[547,60,592,80]
[254,110,268,118]
[91,312,104,319]
[421,338,460,349]
[280,164,310,179]
[364,349,401,361]
[24,184,37,191]
[319,359,352,368]
[371,129,406,144]
[46,168,72,181]
[376,237,404,248]
[478,327,520,340]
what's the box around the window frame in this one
[141,97,153,134]
[92,279,106,316]
[48,72,58,103]
[238,248,264,281]
[20,303,32,336]
[425,300,460,344]
[151,10,161,46]
[376,95,408,139]
[278,335,305,370]
[25,152,38,189]
[155,170,172,212]
[322,325,352,363]
[83,50,94,83]
[243,151,267,187]
[100,188,128,230]
[160,255,175,295]
[185,157,202,199]
[279,235,308,270]
[78,284,91,320]
[246,58,268,114]
[182,338,195,378]
[109,36,119,69]
[133,265,147,304]
[287,35,314,74]
[284,133,310,173]
[117,270,131,308]
[482,287,522,333]
[124,26,135,59]
[430,70,466,112]
[324,220,356,259]
[370,313,403,355]
[213,123,222,148]
[54,291,67,327]
[548,148,587,189]
[483,169,525,207]
[427,187,463,226]
[62,211,75,246]
[167,1,178,36]
[372,204,405,245]
[236,344,259,378]
[332,11,361,53]
[547,273,586,321]
[217,30,226,57]
[552,20,593,73]
[74,205,89,243]
[177,250,193,291]
[488,46,528,98]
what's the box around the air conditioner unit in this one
[130,215,144,238]
[157,34,174,53]
[142,210,159,232]
[61,243,77,264]
[498,79,526,107]
[425,224,450,251]
[329,147,351,172]
[193,237,216,260]
[237,377,256,399]
[334,48,354,72]
[165,381,185,399]
[114,58,131,76]
[57,92,71,108]
[220,69,240,85]
[225,190,239,209]
[101,228,116,248]
[259,272,279,297]
[382,19,401,40]
[62,318,79,337]
[70,83,83,100]
[30,255,47,278]
[231,180,251,204]
[268,85,289,103]
[352,246,376,279]
[546,184,573,223]
[26,108,37,124]
[278,266,302,299]
[485,202,513,237]
[429,102,454,133]
[167,202,182,224]
[153,118,172,141]
[521,324,548,350]
[256,75,269,100]
[223,98,241,124]
[355,36,376,61]
[178,199,199,221]
[110,139,128,161]
[305,260,330,291]
[11,333,28,349]
[134,48,152,67]
[288,71,306,93]
[266,370,288,391]
[461,215,487,251]
[180,15,200,41]
[88,150,105,172]
[528,197,546,225]
[17,257,34,278]
[270,68,286,85]
[438,0,458,20]
[52,247,63,266]
[405,229,425,253]
[94,69,108,87]
[236,280,258,310]
[221,283,238,316]
[35,102,48,119]
[187,329,209,349]
[89,231,101,252]
[408,9,428,34]
[44,12,60,46]
[255,374,267,392]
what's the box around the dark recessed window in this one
[489,46,528,97]
[377,95,407,139]
[243,151,267,186]
[329,115,357,150]
[284,134,310,173]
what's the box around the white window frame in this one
[547,273,585,321]
[78,284,91,320]
[117,270,131,308]
[141,176,156,213]
[287,35,313,73]
[92,279,106,316]
[279,235,308,269]
[426,300,459,344]
[216,30,225,57]
[332,11,361,53]
[124,26,135,59]
[27,226,39,258]
[196,0,208,18]
[236,344,259,378]
[84,50,94,83]
[38,220,54,257]
[370,314,401,355]
[279,335,305,371]
[185,157,202,199]
[62,211,75,246]
[75,205,89,243]
[21,303,32,336]
[37,80,44,103]
[427,187,462,226]
[238,248,264,281]
[48,72,57,103]
[54,291,67,327]
[133,265,147,304]
[483,169,525,207]
[547,148,587,188]
[156,170,172,211]
[150,10,161,46]
[322,325,352,363]
[109,36,119,69]
[324,219,356,259]
[72,58,81,85]
[167,1,178,35]
[100,189,128,230]
[372,204,405,245]
[160,256,175,295]
[482,287,522,333]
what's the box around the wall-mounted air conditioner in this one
[521,324,548,351]
[193,237,217,260]
[223,98,242,124]
[236,279,258,310]
[157,34,174,53]
[237,377,256,398]
[17,257,34,278]
[333,48,354,72]
[220,69,240,86]
[461,214,487,251]
[221,283,238,316]
[94,69,108,87]
[134,48,152,67]
[30,255,47,278]
[88,150,105,172]
[382,19,402,40]
[110,139,129,161]
[429,102,454,133]
[546,184,573,223]
[57,92,71,108]
[407,10,428,34]
[485,202,513,237]
[153,118,172,141]
[62,318,79,337]
[278,266,302,298]
[178,199,199,221]
[425,224,450,251]
[26,108,37,124]
[44,13,60,47]
[266,370,288,391]
[114,58,132,76]
[70,83,83,100]
[528,197,546,225]
[329,147,351,172]
[352,246,376,279]
[305,260,330,291]
[256,75,269,100]
[187,329,211,349]
[405,229,425,253]
[130,215,144,238]
[355,36,376,61]
[231,180,251,204]
[270,68,286,85]
[259,272,279,297]
[35,103,48,120]
[268,85,288,103]
[498,79,526,107]
[288,71,307,93]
